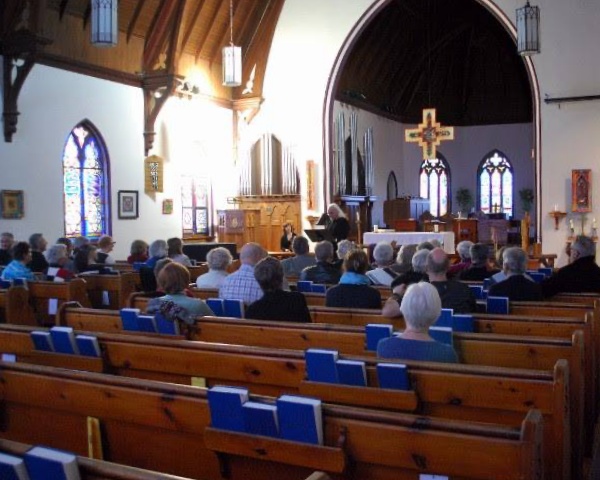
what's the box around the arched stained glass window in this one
[181,176,210,236]
[419,155,450,217]
[62,122,110,238]
[478,151,513,217]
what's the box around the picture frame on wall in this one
[571,169,592,213]
[0,190,24,219]
[118,190,139,219]
[162,199,173,214]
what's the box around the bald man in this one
[219,243,268,305]
[427,248,476,314]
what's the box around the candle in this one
[356,211,360,222]
[554,204,558,212]
[570,219,574,230]
[594,218,597,229]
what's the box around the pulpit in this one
[218,195,301,251]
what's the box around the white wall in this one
[260,0,600,265]
[0,63,234,260]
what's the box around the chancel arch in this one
[323,0,541,237]
[62,120,110,239]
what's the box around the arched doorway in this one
[323,0,541,238]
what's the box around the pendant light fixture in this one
[222,0,242,86]
[91,0,118,47]
[516,1,540,56]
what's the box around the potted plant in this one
[519,188,534,214]
[455,188,473,216]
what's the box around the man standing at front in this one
[219,242,267,305]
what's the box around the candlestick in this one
[554,204,558,212]
[569,219,574,230]
[594,218,597,229]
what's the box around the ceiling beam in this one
[143,0,186,72]
[194,1,225,61]
[126,1,145,43]
[181,0,207,53]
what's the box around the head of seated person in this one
[45,244,69,268]
[456,241,473,262]
[372,241,394,268]
[149,239,168,260]
[74,244,98,272]
[314,240,335,265]
[416,241,435,252]
[291,236,310,257]
[207,247,233,272]
[570,235,596,263]
[11,242,31,265]
[157,262,190,295]
[377,281,459,363]
[469,243,489,267]
[502,247,528,276]
[254,256,284,293]
[129,239,149,263]
[240,242,268,267]
[395,244,417,272]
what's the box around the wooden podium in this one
[218,195,301,251]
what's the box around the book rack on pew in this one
[298,380,419,412]
[23,349,106,373]
[204,427,347,477]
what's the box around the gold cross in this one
[405,108,454,159]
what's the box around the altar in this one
[363,231,455,254]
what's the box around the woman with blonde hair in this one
[325,203,350,250]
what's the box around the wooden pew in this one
[0,286,35,325]
[26,278,91,325]
[0,361,544,480]
[0,438,198,480]
[81,272,139,310]
[0,323,571,479]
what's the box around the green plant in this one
[519,188,534,213]
[455,187,473,213]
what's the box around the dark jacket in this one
[28,251,49,273]
[457,264,499,281]
[326,217,350,245]
[325,284,381,309]
[430,280,477,313]
[541,256,600,297]
[0,249,11,266]
[300,261,341,284]
[488,274,543,302]
[245,290,311,323]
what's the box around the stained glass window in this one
[419,155,450,217]
[478,151,513,217]
[62,123,109,238]
[182,176,210,236]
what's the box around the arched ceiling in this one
[336,0,533,126]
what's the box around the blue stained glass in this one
[62,123,109,238]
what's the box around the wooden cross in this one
[405,108,454,159]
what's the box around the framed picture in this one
[162,199,173,214]
[118,190,139,219]
[571,169,592,213]
[1,190,24,219]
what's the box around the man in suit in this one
[542,235,600,297]
[488,247,542,301]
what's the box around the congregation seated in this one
[457,243,499,281]
[377,281,459,363]
[447,240,473,277]
[168,237,193,267]
[71,236,90,261]
[245,256,311,322]
[73,244,102,273]
[154,262,213,317]
[196,247,232,288]
[0,241,34,281]
[389,243,417,274]
[127,239,149,264]
[542,234,600,297]
[45,244,74,282]
[27,233,49,273]
[300,240,341,284]
[219,242,267,305]
[96,235,116,265]
[0,232,14,266]
[281,236,315,277]
[325,250,381,309]
[488,247,542,301]
[366,241,398,286]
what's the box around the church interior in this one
[1,0,600,479]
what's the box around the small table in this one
[363,232,455,254]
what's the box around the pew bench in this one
[81,272,139,310]
[0,323,572,479]
[0,360,544,480]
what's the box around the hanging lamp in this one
[222,0,242,86]
[91,0,118,47]
[516,1,540,56]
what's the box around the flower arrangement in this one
[519,188,534,213]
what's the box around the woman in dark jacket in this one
[325,250,381,309]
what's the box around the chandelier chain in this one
[229,0,234,46]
